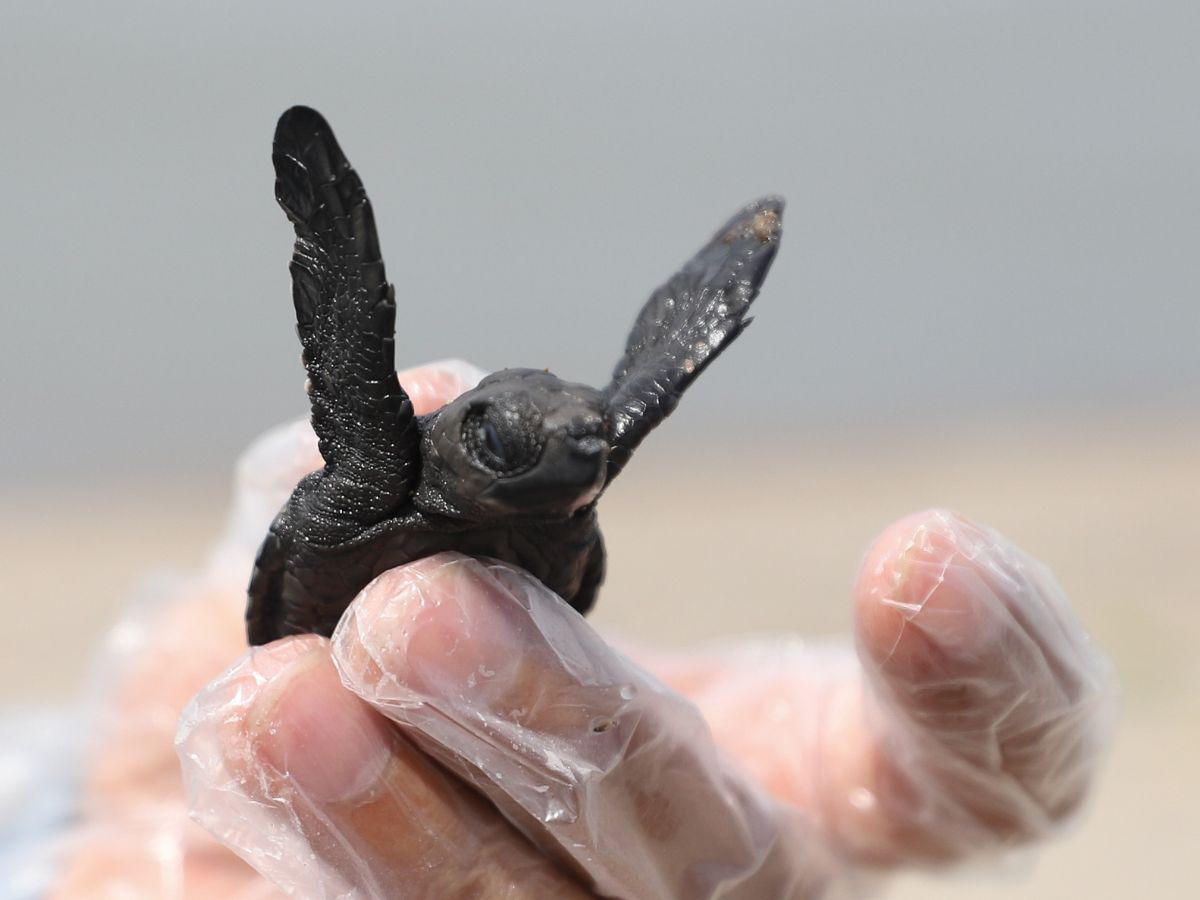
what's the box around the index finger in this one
[331,554,833,899]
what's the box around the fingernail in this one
[861,510,977,612]
[189,635,325,720]
[855,510,1003,668]
[249,647,393,803]
[890,512,964,613]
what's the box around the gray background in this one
[1,0,1196,483]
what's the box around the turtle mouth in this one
[556,432,609,493]
[566,435,609,509]
[561,423,609,509]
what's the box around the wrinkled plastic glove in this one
[56,360,1117,898]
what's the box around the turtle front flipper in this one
[246,107,419,644]
[602,196,784,482]
[272,106,419,504]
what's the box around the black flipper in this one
[603,196,784,480]
[246,107,418,645]
[273,106,419,509]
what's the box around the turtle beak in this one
[566,434,609,510]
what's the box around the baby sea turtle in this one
[246,106,784,644]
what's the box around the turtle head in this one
[417,368,610,519]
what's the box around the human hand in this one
[53,360,1116,898]
[176,551,841,898]
[174,511,1114,898]
[49,360,487,897]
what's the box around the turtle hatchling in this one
[246,106,784,645]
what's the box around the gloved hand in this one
[50,361,488,898]
[54,361,1117,898]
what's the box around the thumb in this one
[176,636,588,898]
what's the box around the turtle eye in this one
[481,420,507,464]
[463,404,543,476]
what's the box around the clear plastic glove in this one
[55,360,1116,898]
[176,554,840,898]
[49,361,485,898]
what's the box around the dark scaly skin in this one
[246,106,784,645]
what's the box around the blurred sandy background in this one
[2,2,1197,897]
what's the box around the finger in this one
[398,358,489,416]
[844,509,1115,860]
[213,359,488,570]
[332,554,838,899]
[176,635,588,899]
[625,635,856,822]
[642,510,1115,867]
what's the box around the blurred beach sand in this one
[3,420,1197,898]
